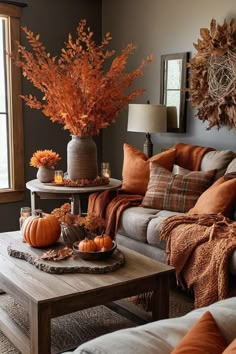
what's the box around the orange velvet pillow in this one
[171,311,227,354]
[121,144,176,195]
[222,339,236,353]
[188,176,236,218]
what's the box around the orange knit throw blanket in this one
[160,213,236,308]
[88,190,143,237]
[173,142,215,170]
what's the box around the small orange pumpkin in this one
[78,238,97,252]
[22,212,61,248]
[94,234,113,251]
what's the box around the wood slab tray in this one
[7,242,125,274]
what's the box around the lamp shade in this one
[127,104,167,133]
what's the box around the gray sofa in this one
[63,296,236,354]
[116,148,236,273]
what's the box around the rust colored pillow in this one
[188,176,236,218]
[121,144,176,195]
[222,339,236,353]
[171,311,227,354]
[142,163,215,212]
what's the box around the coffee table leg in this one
[29,301,51,354]
[152,275,170,321]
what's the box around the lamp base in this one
[143,133,153,158]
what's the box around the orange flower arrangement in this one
[30,149,61,169]
[52,203,105,233]
[12,19,152,137]
[78,213,105,233]
[51,203,79,225]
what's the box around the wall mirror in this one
[160,52,189,133]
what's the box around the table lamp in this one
[127,103,167,157]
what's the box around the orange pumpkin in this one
[94,234,113,251]
[22,212,61,247]
[78,238,97,252]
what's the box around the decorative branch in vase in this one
[11,19,153,180]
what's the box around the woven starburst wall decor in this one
[188,18,236,130]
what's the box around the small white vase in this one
[36,167,54,183]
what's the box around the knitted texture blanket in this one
[160,213,236,308]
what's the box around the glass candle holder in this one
[101,162,111,178]
[54,170,64,184]
[19,206,31,229]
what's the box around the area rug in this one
[0,289,194,354]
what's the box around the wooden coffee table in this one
[0,231,174,354]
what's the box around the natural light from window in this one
[0,17,10,189]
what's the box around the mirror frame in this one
[160,52,189,133]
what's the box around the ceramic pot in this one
[67,135,98,180]
[36,167,54,183]
[61,224,85,246]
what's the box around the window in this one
[0,3,25,203]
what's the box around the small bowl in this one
[73,240,117,260]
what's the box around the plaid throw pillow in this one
[142,163,216,212]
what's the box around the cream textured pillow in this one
[142,163,216,213]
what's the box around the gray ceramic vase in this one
[67,135,98,181]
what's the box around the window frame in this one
[0,2,24,203]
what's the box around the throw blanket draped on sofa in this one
[160,213,236,308]
[173,142,215,171]
[88,190,143,237]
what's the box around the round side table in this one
[26,178,122,215]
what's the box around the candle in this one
[19,207,31,229]
[101,162,111,178]
[103,169,110,178]
[54,170,64,184]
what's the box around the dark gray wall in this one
[0,0,102,231]
[102,0,236,179]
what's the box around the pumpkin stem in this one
[33,209,43,217]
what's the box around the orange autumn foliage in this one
[30,149,61,168]
[13,19,153,137]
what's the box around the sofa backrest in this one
[200,150,236,180]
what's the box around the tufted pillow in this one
[142,163,216,212]
[188,176,236,219]
[121,144,176,195]
[171,311,227,354]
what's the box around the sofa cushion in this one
[121,143,176,195]
[142,163,216,213]
[225,158,236,174]
[223,339,236,353]
[200,150,236,180]
[62,297,236,354]
[188,176,236,219]
[172,164,191,175]
[171,311,227,354]
[118,206,160,243]
[147,210,183,249]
